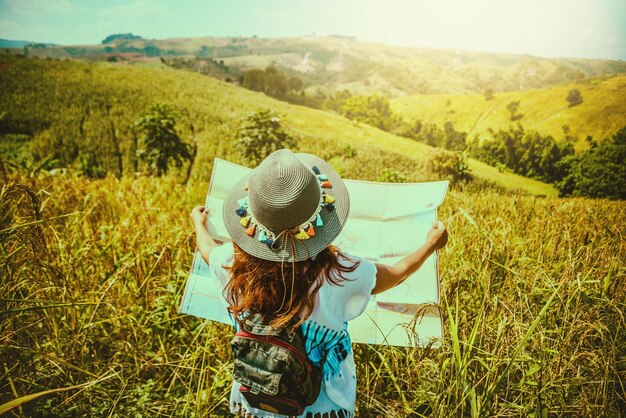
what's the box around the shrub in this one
[339,95,400,131]
[378,167,409,183]
[426,149,471,183]
[566,89,583,107]
[235,109,296,166]
[134,103,192,176]
[404,121,467,152]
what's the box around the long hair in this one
[224,243,360,330]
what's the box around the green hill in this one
[23,35,626,97]
[0,55,555,195]
[391,75,626,148]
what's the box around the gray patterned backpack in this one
[231,313,323,416]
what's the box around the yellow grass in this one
[391,75,626,149]
[1,171,623,416]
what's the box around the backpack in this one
[230,313,323,416]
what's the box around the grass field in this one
[391,75,626,149]
[1,169,624,417]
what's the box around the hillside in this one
[0,55,556,195]
[23,35,626,97]
[391,75,626,147]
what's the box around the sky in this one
[0,0,625,60]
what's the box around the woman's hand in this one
[373,220,449,295]
[190,206,217,265]
[190,206,208,228]
[427,220,448,251]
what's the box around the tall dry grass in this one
[1,169,625,417]
[355,191,625,417]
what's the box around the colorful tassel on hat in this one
[265,238,274,249]
[324,195,335,204]
[235,207,247,217]
[240,216,251,227]
[246,225,256,236]
[326,203,335,211]
[295,229,310,240]
[237,197,248,207]
[321,181,332,188]
[307,225,315,236]
[317,174,328,181]
[258,230,268,242]
[312,166,320,175]
[316,214,323,227]
[243,182,249,191]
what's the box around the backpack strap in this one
[239,313,298,341]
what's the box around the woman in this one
[190,149,448,418]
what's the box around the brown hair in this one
[224,243,360,330]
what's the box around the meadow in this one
[1,53,625,417]
[2,167,624,417]
[391,75,626,150]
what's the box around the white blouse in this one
[208,243,377,418]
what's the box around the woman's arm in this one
[372,220,448,295]
[190,206,219,265]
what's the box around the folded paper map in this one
[180,158,448,347]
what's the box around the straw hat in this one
[223,149,350,262]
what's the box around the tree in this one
[134,103,191,176]
[566,89,583,107]
[323,89,352,113]
[391,118,422,141]
[101,33,142,44]
[340,95,399,131]
[240,67,303,99]
[507,100,523,121]
[426,149,471,184]
[556,127,626,199]
[241,69,264,92]
[443,121,467,151]
[287,76,303,93]
[484,88,494,101]
[472,125,573,183]
[236,110,296,166]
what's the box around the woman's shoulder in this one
[336,251,377,279]
[319,251,377,320]
[311,249,377,288]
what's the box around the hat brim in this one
[223,153,350,262]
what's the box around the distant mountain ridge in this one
[0,39,58,48]
[22,35,626,96]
